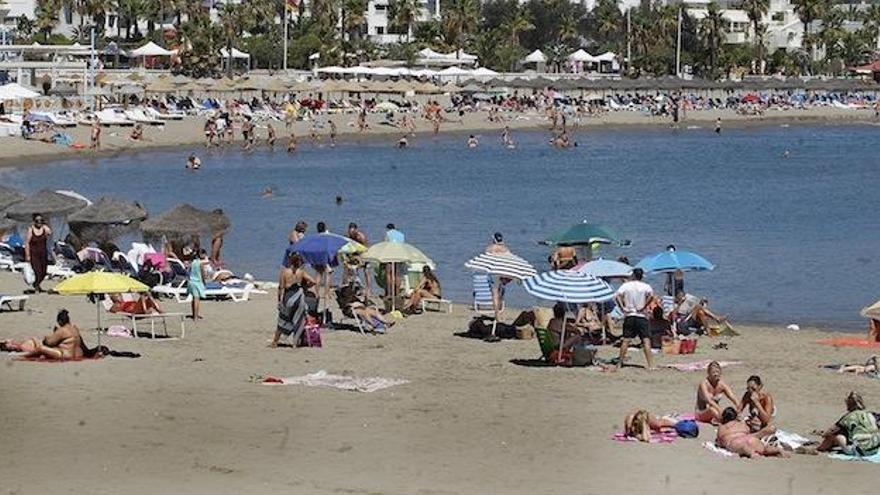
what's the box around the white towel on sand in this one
[262,370,408,393]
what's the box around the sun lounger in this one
[93,109,135,126]
[111,311,186,339]
[151,280,255,303]
[124,109,164,125]
[420,298,452,314]
[144,107,185,121]
[0,294,28,311]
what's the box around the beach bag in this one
[549,349,572,366]
[674,420,699,438]
[22,264,35,285]
[302,318,322,348]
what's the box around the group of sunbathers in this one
[622,360,880,458]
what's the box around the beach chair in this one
[534,327,555,361]
[472,273,500,312]
[420,297,453,314]
[0,294,28,312]
[333,287,368,335]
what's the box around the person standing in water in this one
[715,117,722,134]
[467,135,479,148]
[90,120,101,149]
[501,126,515,148]
[287,131,298,153]
[328,120,338,147]
[266,122,276,149]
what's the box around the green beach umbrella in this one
[541,221,622,247]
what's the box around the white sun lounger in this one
[124,109,164,125]
[151,281,257,303]
[420,298,453,314]
[0,294,28,311]
[112,312,187,339]
[144,107,185,121]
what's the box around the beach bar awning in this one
[523,50,547,64]
[0,82,40,100]
[220,47,250,59]
[130,41,175,57]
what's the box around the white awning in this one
[569,49,597,62]
[595,51,616,62]
[471,67,499,77]
[220,47,250,59]
[130,41,175,57]
[0,82,40,100]
[523,49,547,63]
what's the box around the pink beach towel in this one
[612,431,678,444]
[664,360,741,372]
[143,253,168,271]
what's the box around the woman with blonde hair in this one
[624,410,677,442]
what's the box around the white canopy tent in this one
[130,41,175,57]
[595,51,616,62]
[568,49,597,62]
[523,49,547,63]
[0,82,41,100]
[220,47,250,60]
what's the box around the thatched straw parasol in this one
[146,79,177,93]
[68,196,148,243]
[5,189,88,221]
[0,185,25,211]
[140,204,230,239]
[259,79,289,93]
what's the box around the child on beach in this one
[695,361,739,424]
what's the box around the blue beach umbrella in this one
[635,249,715,274]
[464,252,537,281]
[522,269,615,357]
[576,258,633,279]
[284,233,351,267]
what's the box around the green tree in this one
[34,0,62,42]
[16,15,36,41]
[442,0,479,54]
[740,0,769,73]
[792,0,828,67]
[501,6,533,46]
[389,0,421,42]
[700,2,727,78]
[591,0,624,52]
[340,0,366,42]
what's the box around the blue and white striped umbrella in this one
[464,252,537,280]
[522,269,615,303]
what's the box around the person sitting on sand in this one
[404,266,441,314]
[108,293,163,315]
[716,407,785,458]
[810,392,880,456]
[186,154,202,170]
[836,355,879,377]
[624,410,678,442]
[696,361,739,424]
[0,309,83,360]
[671,289,726,335]
[737,375,775,433]
[337,282,395,332]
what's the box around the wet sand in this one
[0,106,877,169]
[1,272,878,494]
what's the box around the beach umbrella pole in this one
[95,295,102,347]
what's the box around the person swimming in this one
[397,136,409,149]
[467,135,479,148]
[186,154,201,170]
[262,187,273,198]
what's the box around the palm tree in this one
[864,3,880,52]
[740,0,769,73]
[791,0,828,64]
[389,0,420,42]
[81,0,115,35]
[34,0,62,41]
[501,6,533,46]
[442,0,479,54]
[340,0,366,42]
[701,1,727,78]
[592,0,623,48]
[557,12,578,44]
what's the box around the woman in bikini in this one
[1,309,83,360]
[404,266,441,314]
[716,407,785,458]
[624,410,678,442]
[108,293,163,315]
[737,375,775,433]
[695,361,739,424]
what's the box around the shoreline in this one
[0,107,876,169]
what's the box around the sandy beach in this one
[1,271,878,495]
[0,106,877,168]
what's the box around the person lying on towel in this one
[716,407,786,458]
[0,309,83,360]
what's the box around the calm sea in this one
[2,123,877,330]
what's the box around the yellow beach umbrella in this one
[55,272,149,343]
[363,241,434,311]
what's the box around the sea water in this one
[2,123,877,329]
